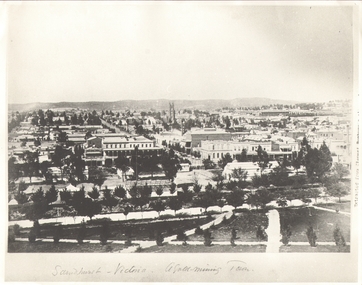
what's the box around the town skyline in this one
[7,3,354,105]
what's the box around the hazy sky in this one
[7,2,354,104]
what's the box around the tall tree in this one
[115,153,130,181]
[161,149,181,181]
[218,153,233,169]
[45,185,58,204]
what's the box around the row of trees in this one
[30,109,101,127]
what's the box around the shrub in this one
[156,231,164,246]
[256,225,267,241]
[77,223,86,244]
[306,226,317,247]
[33,220,40,237]
[125,237,132,246]
[281,224,292,246]
[28,228,36,243]
[13,224,21,236]
[209,223,217,230]
[159,214,174,220]
[176,229,187,242]
[100,222,110,245]
[206,210,221,215]
[53,225,63,244]
[8,229,15,243]
[333,225,346,249]
[195,226,203,235]
[231,228,237,239]
[203,229,212,247]
[135,246,142,252]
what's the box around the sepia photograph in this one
[3,1,360,282]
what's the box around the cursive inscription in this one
[227,260,250,272]
[52,265,101,276]
[165,262,222,275]
[114,263,147,274]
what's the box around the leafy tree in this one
[150,199,165,216]
[237,149,248,162]
[256,225,267,241]
[333,225,346,249]
[203,229,212,246]
[281,224,292,245]
[23,151,40,183]
[102,189,118,212]
[52,145,70,180]
[251,173,269,188]
[83,198,102,219]
[218,153,233,169]
[161,149,181,181]
[169,182,177,195]
[71,187,101,219]
[70,145,85,182]
[142,153,159,177]
[77,222,87,244]
[226,189,244,209]
[155,185,164,197]
[291,158,301,175]
[325,182,350,203]
[268,167,289,186]
[202,158,216,170]
[71,114,78,125]
[88,186,100,200]
[276,197,288,208]
[123,204,132,220]
[53,225,63,243]
[177,229,188,245]
[305,143,332,180]
[8,157,20,180]
[60,189,72,204]
[193,182,202,194]
[45,185,58,204]
[15,191,28,204]
[307,187,321,203]
[306,225,317,247]
[333,163,350,180]
[99,221,110,245]
[129,184,152,213]
[212,172,224,190]
[114,186,127,200]
[168,197,182,215]
[179,185,193,204]
[26,188,48,221]
[57,131,68,143]
[256,145,269,171]
[115,153,130,181]
[255,188,273,208]
[88,167,107,189]
[231,168,248,183]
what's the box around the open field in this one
[314,202,351,213]
[141,244,267,253]
[278,207,350,242]
[14,216,213,241]
[187,210,268,242]
[279,244,350,253]
[8,240,127,253]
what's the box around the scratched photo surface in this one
[4,1,360,283]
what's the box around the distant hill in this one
[8,97,299,112]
